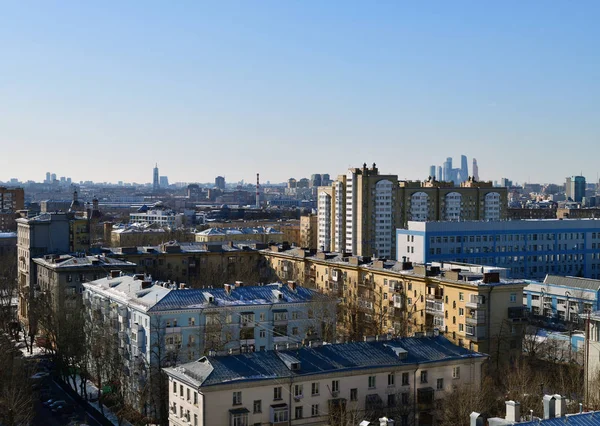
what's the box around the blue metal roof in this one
[148,284,318,312]
[194,335,486,387]
[519,412,600,425]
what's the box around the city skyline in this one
[1,2,599,184]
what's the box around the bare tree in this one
[0,334,35,426]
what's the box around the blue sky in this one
[1,1,598,185]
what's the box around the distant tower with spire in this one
[153,163,159,192]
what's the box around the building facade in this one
[523,275,600,324]
[300,214,318,250]
[396,219,600,280]
[262,247,527,358]
[164,335,487,426]
[130,209,184,228]
[318,165,507,259]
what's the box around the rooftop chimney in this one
[141,280,152,289]
[110,270,121,278]
[554,394,566,418]
[287,281,297,291]
[543,395,556,419]
[482,272,500,283]
[224,284,233,295]
[234,281,244,288]
[505,401,520,422]
[179,283,186,290]
[469,412,486,426]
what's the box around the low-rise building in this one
[300,214,318,250]
[195,227,283,244]
[523,275,600,325]
[164,335,487,426]
[130,209,184,228]
[396,219,600,280]
[110,223,171,247]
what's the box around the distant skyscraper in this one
[321,174,331,186]
[437,166,443,181]
[459,155,468,183]
[153,164,159,192]
[310,174,322,188]
[472,158,479,181]
[429,165,436,179]
[159,176,169,187]
[566,176,586,202]
[45,172,51,183]
[51,173,57,182]
[215,176,225,190]
[443,157,452,182]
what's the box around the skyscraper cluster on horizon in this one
[429,155,479,184]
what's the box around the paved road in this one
[33,379,103,426]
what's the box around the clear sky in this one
[1,1,599,185]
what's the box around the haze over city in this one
[1,1,599,184]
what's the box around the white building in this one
[396,219,600,280]
[164,335,487,426]
[130,209,184,228]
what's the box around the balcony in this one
[425,300,443,316]
[357,299,374,313]
[466,295,485,309]
[466,311,486,325]
[508,306,527,321]
[465,325,486,342]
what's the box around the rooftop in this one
[84,275,320,312]
[33,254,136,270]
[542,274,600,291]
[196,226,282,236]
[164,335,487,388]
[107,241,263,255]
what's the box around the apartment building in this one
[523,275,600,325]
[34,254,136,313]
[397,219,600,280]
[105,241,271,288]
[262,246,527,357]
[300,214,318,250]
[16,213,71,323]
[318,165,507,259]
[0,187,25,231]
[164,335,487,426]
[83,274,335,410]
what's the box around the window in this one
[173,381,177,394]
[274,387,282,400]
[272,406,288,422]
[350,388,358,401]
[453,366,460,379]
[420,371,428,383]
[259,312,265,321]
[388,394,396,406]
[332,380,340,393]
[437,378,444,390]
[311,382,320,396]
[292,327,299,335]
[402,393,409,404]
[295,406,303,419]
[310,404,319,417]
[368,375,376,389]
[459,308,464,316]
[231,412,248,426]
[180,385,184,397]
[459,323,464,332]
[459,292,464,301]
[188,317,195,326]
[253,400,261,414]
[292,311,299,320]
[388,373,395,386]
[402,372,409,386]
[194,413,198,426]
[294,384,303,398]
[510,293,517,303]
[194,392,198,405]
[187,388,190,401]
[233,391,242,405]
[259,329,266,338]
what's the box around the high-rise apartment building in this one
[472,158,479,181]
[318,166,507,258]
[566,176,586,203]
[45,172,51,184]
[310,174,322,188]
[443,157,452,182]
[153,164,159,192]
[437,166,443,182]
[159,176,169,187]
